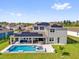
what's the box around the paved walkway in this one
[42,44,55,53]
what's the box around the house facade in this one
[10,22,67,45]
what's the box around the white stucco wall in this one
[32,25,67,44]
[47,29,67,44]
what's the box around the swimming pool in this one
[7,45,44,53]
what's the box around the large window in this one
[40,27,44,30]
[34,26,38,30]
[49,38,54,41]
[50,29,55,32]
[57,37,60,43]
[16,38,18,41]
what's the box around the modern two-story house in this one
[10,22,67,45]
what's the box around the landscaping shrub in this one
[62,52,70,56]
[0,53,2,55]
[55,49,57,53]
[59,46,64,51]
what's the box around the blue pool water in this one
[8,45,37,52]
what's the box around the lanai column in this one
[10,37,12,44]
[10,36,15,44]
[18,37,21,44]
[45,38,48,44]
[31,38,33,44]
[13,38,15,44]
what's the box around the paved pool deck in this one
[42,44,55,53]
[1,44,55,53]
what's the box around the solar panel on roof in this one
[37,22,49,26]
[51,24,63,28]
[14,32,43,37]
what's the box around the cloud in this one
[9,12,22,17]
[51,3,72,10]
[16,13,22,17]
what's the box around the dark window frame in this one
[40,27,44,30]
[50,38,51,41]
[57,37,60,43]
[49,38,54,41]
[52,38,54,41]
[50,29,55,32]
[34,26,38,30]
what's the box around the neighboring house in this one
[67,28,79,37]
[10,22,67,45]
[6,25,17,30]
[0,27,13,39]
[6,24,17,30]
[6,24,31,31]
[17,25,27,31]
[24,26,33,32]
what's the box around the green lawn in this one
[0,41,9,51]
[0,36,79,59]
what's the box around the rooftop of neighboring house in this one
[51,24,63,28]
[50,24,67,30]
[0,27,13,33]
[7,23,16,27]
[68,28,79,32]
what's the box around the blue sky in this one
[0,0,79,23]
